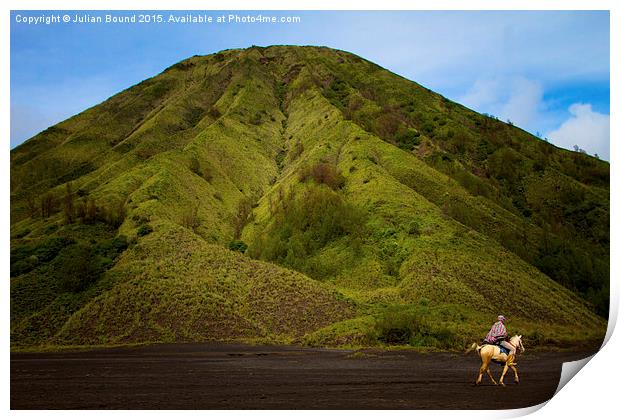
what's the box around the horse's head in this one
[513,334,525,354]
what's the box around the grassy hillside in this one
[10,45,608,351]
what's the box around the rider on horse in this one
[484,315,516,366]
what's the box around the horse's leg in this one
[499,361,509,386]
[476,363,485,385]
[486,367,498,385]
[476,359,489,385]
[510,364,519,384]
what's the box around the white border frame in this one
[3,1,617,418]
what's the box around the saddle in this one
[497,345,510,355]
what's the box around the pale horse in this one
[465,335,525,386]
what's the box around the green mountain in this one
[10,45,609,350]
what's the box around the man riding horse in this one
[484,315,516,366]
[466,315,524,386]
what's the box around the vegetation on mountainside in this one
[10,45,609,351]
[313,50,609,317]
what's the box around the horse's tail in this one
[465,342,480,355]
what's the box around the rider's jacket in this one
[485,321,507,344]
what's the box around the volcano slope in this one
[10,45,609,351]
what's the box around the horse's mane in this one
[509,334,524,350]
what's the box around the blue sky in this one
[10,10,610,159]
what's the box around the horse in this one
[465,335,525,386]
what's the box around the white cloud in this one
[498,78,544,129]
[459,79,502,110]
[547,103,610,161]
[458,80,610,161]
[458,77,545,131]
[372,12,609,93]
